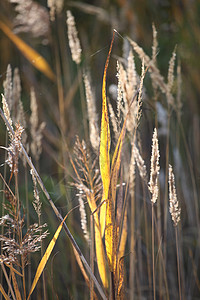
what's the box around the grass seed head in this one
[168,164,181,226]
[149,128,160,204]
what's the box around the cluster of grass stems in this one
[0,2,199,300]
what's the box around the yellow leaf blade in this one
[27,214,68,300]
[105,192,116,272]
[0,20,55,81]
[87,195,108,289]
[99,32,115,236]
[94,220,108,289]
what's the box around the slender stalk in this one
[0,108,107,300]
[25,165,31,291]
[77,65,88,141]
[175,227,181,300]
[130,185,135,300]
[163,112,170,264]
[142,182,152,299]
[1,263,16,300]
[15,171,26,299]
[0,132,8,300]
[152,204,156,300]
[90,215,94,300]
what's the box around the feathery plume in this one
[168,165,181,226]
[176,61,182,117]
[127,50,137,100]
[3,65,13,112]
[149,128,160,204]
[2,94,13,134]
[77,189,90,243]
[30,169,42,218]
[128,37,174,105]
[152,23,158,63]
[66,10,82,65]
[167,47,177,106]
[136,58,145,125]
[108,100,119,141]
[116,61,125,124]
[30,88,45,161]
[9,0,50,43]
[6,122,24,174]
[133,144,147,182]
[48,0,64,21]
[83,72,99,151]
[13,68,21,115]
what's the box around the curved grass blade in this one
[0,20,55,81]
[27,213,68,300]
[99,31,115,237]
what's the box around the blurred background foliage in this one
[0,0,199,299]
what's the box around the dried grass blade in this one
[0,20,55,81]
[0,284,10,300]
[5,263,23,277]
[71,244,98,300]
[10,268,22,300]
[27,213,68,300]
[117,256,125,299]
[118,206,128,260]
[99,32,115,237]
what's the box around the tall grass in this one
[0,1,199,299]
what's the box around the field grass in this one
[0,1,199,299]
